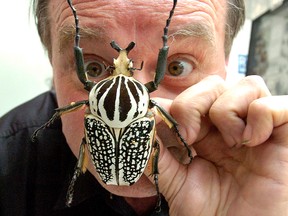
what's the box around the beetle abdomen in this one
[89,75,149,128]
[85,114,155,185]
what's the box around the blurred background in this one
[0,0,51,116]
[0,0,286,116]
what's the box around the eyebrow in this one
[58,25,109,52]
[169,22,216,47]
[58,22,216,52]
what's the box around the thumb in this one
[144,138,188,201]
[144,138,220,215]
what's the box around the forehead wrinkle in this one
[58,25,109,52]
[174,0,226,32]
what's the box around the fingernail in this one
[242,124,252,145]
[242,139,251,145]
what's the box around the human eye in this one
[84,56,110,80]
[166,55,195,77]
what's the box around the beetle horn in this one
[110,41,135,54]
[110,41,122,52]
[125,42,135,54]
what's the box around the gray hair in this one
[31,0,245,59]
[225,0,245,57]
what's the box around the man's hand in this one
[146,75,288,215]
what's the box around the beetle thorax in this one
[89,75,150,128]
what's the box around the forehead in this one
[48,0,227,59]
[49,0,227,36]
[50,0,226,17]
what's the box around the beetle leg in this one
[67,0,94,91]
[145,0,177,93]
[66,137,88,207]
[31,100,88,141]
[150,99,193,163]
[150,139,162,212]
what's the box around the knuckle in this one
[241,75,271,96]
[204,74,226,84]
[243,75,265,85]
[248,98,271,116]
[209,102,223,119]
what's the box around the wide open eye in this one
[84,60,107,79]
[168,61,185,76]
[167,58,194,77]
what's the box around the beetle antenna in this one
[67,0,80,47]
[162,0,177,47]
[144,0,177,93]
[66,0,94,91]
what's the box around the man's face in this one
[49,0,227,198]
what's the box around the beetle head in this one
[110,41,136,77]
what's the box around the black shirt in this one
[0,91,168,216]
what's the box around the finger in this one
[149,97,178,149]
[170,75,227,145]
[151,97,195,163]
[150,97,173,125]
[209,75,271,147]
[243,96,288,146]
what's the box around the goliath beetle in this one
[32,0,193,211]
